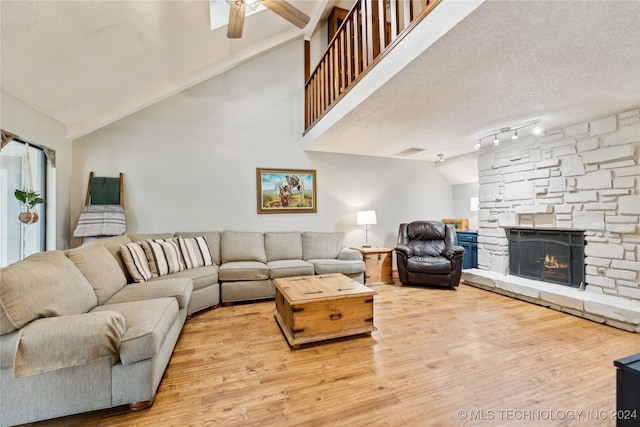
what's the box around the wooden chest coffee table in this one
[273,273,376,347]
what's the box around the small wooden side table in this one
[351,247,394,285]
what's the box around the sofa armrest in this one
[13,311,126,378]
[337,248,363,261]
[442,245,465,260]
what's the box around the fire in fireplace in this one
[508,229,585,287]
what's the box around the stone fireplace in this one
[462,108,640,332]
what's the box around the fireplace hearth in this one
[508,229,585,288]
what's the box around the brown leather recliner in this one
[395,221,465,289]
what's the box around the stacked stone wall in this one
[477,109,640,301]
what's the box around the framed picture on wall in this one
[256,168,317,214]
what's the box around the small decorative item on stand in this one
[15,143,45,224]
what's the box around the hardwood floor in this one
[26,283,637,426]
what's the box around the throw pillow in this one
[142,238,186,277]
[120,242,154,283]
[177,236,214,269]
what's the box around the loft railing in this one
[304,0,441,132]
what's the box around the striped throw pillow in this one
[142,238,186,277]
[120,242,153,283]
[177,236,214,269]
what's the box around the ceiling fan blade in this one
[261,0,310,29]
[227,5,246,38]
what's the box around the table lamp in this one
[356,210,377,248]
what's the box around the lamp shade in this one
[356,210,377,226]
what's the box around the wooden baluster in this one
[378,0,386,51]
[402,0,411,31]
[319,62,324,112]
[346,19,352,86]
[389,0,398,41]
[353,9,361,78]
[334,41,340,96]
[364,0,374,66]
[313,74,322,123]
[339,29,345,92]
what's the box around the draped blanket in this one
[74,205,126,237]
[13,311,126,378]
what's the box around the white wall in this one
[71,39,453,248]
[452,182,479,231]
[1,91,72,250]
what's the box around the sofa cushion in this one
[104,278,192,310]
[302,232,344,260]
[120,242,154,283]
[265,232,303,262]
[220,280,275,303]
[13,311,126,378]
[176,236,214,268]
[175,231,221,265]
[92,298,178,365]
[219,261,268,281]
[267,259,314,279]
[142,239,186,277]
[407,256,452,273]
[82,235,132,281]
[307,259,365,276]
[66,244,127,305]
[0,251,98,335]
[221,231,266,263]
[152,265,219,291]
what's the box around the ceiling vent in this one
[395,147,426,157]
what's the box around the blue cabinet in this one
[456,231,478,269]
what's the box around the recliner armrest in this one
[442,245,465,259]
[394,244,412,258]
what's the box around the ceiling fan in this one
[226,0,310,38]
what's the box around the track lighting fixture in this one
[437,153,445,162]
[475,120,541,150]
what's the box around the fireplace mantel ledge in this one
[462,269,640,333]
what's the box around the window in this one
[0,139,47,266]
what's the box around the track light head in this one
[437,153,445,162]
[533,123,542,135]
[493,135,499,146]
[474,141,481,150]
[512,130,518,140]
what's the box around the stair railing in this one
[304,0,441,133]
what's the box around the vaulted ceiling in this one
[2,0,639,183]
[1,0,331,138]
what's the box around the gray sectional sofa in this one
[0,230,364,426]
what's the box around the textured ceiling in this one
[304,0,640,183]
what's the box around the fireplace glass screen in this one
[509,229,584,287]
